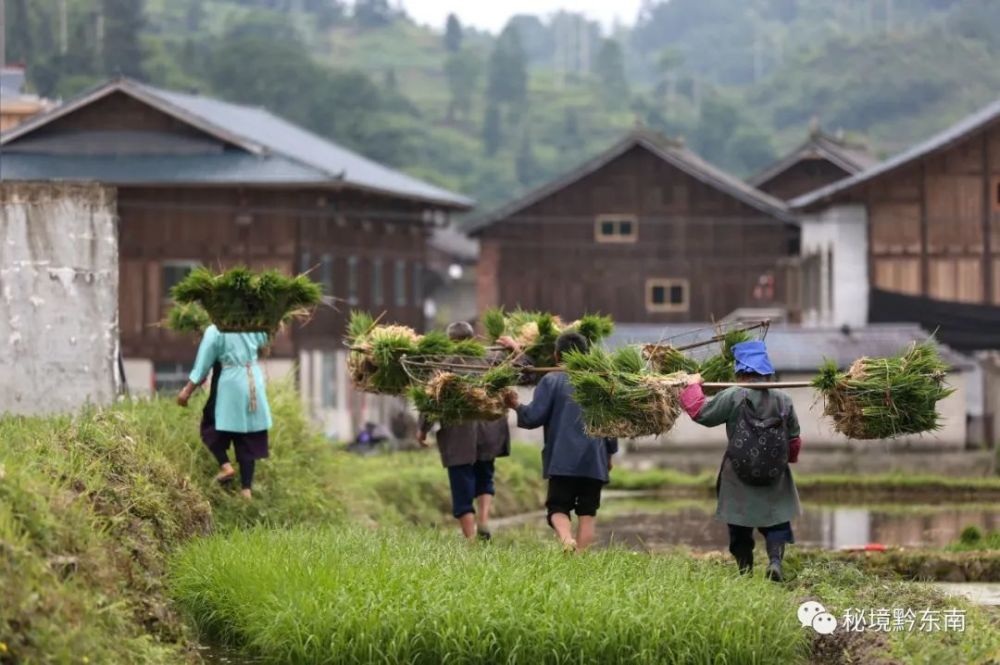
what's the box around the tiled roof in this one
[1,78,473,209]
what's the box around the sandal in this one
[215,469,236,485]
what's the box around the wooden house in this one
[0,78,472,436]
[466,129,797,324]
[748,127,877,201]
[790,97,1000,352]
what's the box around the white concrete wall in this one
[801,204,869,328]
[0,182,119,415]
[122,358,154,396]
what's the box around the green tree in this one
[727,125,776,174]
[444,50,480,122]
[482,103,502,156]
[515,129,542,186]
[444,13,463,53]
[102,0,146,78]
[354,0,393,28]
[486,23,527,110]
[594,38,629,107]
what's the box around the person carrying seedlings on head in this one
[502,331,618,553]
[680,340,802,581]
[417,321,511,542]
[177,324,272,500]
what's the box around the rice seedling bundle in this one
[170,266,322,333]
[346,311,486,395]
[643,344,700,374]
[483,307,614,367]
[811,341,954,440]
[408,365,519,425]
[698,329,754,385]
[164,301,213,334]
[564,346,687,438]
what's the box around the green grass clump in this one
[483,307,614,368]
[811,341,955,439]
[170,526,809,665]
[347,311,486,395]
[409,364,519,425]
[948,526,1000,552]
[171,266,322,334]
[564,346,686,438]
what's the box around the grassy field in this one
[0,383,542,663]
[3,384,999,664]
[172,526,810,665]
[170,526,1000,665]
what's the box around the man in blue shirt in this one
[503,331,618,552]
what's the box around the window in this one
[320,351,337,409]
[372,258,384,306]
[594,214,638,243]
[646,278,689,313]
[162,261,199,302]
[413,262,423,303]
[347,257,359,304]
[153,362,191,393]
[319,253,334,295]
[299,250,312,274]
[394,259,407,306]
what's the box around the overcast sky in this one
[400,0,645,34]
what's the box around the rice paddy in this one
[170,526,810,665]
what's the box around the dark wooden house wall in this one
[478,146,796,323]
[862,122,1000,306]
[117,187,429,364]
[758,159,853,202]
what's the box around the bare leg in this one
[476,494,492,532]
[549,513,576,550]
[457,513,476,539]
[576,516,596,551]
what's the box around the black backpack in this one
[726,390,789,487]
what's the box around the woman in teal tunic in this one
[680,341,802,581]
[177,324,273,499]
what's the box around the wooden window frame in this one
[594,214,638,243]
[645,278,689,313]
[161,260,200,304]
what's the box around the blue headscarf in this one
[733,340,774,376]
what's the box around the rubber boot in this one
[765,541,785,582]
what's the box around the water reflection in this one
[596,500,1000,551]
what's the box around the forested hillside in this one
[6,0,1000,208]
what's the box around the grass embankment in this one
[0,384,543,663]
[609,466,1000,502]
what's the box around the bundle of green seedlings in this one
[644,329,752,395]
[408,364,519,425]
[170,266,322,333]
[346,311,486,395]
[811,341,954,440]
[483,307,614,368]
[564,346,688,439]
[164,301,213,334]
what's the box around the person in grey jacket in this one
[417,321,511,541]
[502,331,618,552]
